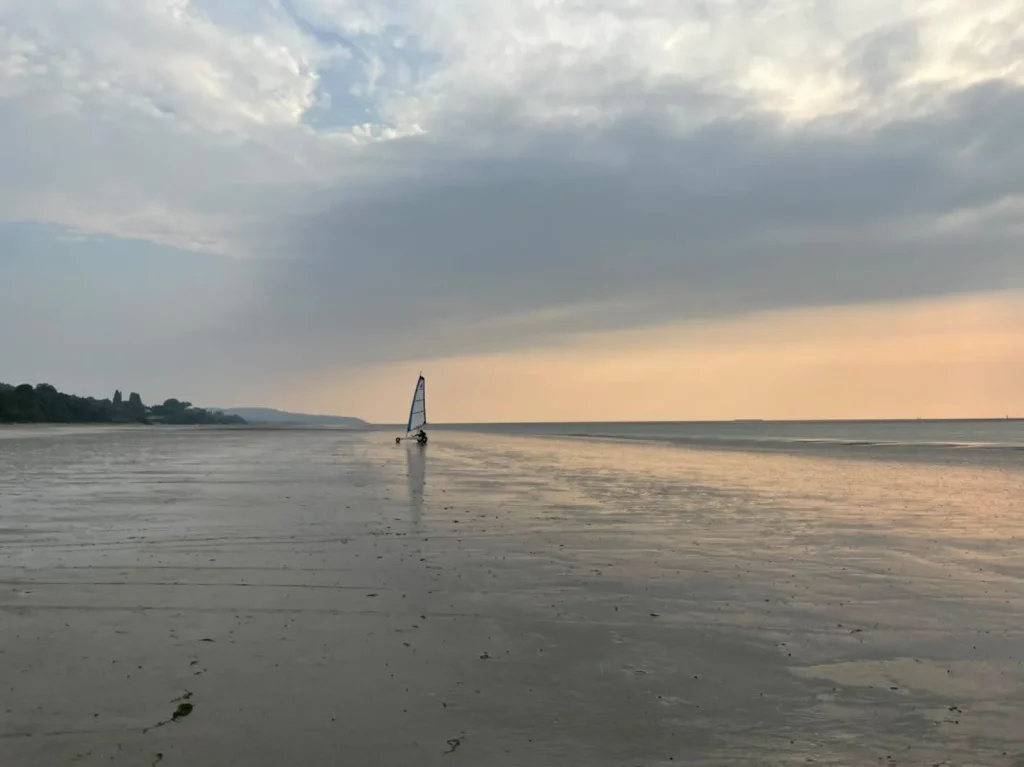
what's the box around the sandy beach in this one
[2,426,1023,766]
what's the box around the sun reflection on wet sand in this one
[1,427,1022,765]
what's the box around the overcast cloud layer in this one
[1,0,1023,399]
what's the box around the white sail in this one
[405,375,426,435]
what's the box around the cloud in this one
[234,77,1024,371]
[1,0,1023,401]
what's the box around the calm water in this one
[432,419,1024,463]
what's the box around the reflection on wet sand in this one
[1,426,1022,766]
[405,442,426,526]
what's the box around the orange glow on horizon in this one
[279,290,1024,423]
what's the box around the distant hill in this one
[219,407,367,427]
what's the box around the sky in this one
[1,0,1022,422]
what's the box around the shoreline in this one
[6,421,1022,466]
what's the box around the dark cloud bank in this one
[215,77,1024,375]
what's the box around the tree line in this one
[0,383,245,425]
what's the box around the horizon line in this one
[363,416,1023,427]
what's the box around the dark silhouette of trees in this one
[0,383,245,425]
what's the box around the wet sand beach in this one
[2,427,1023,766]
